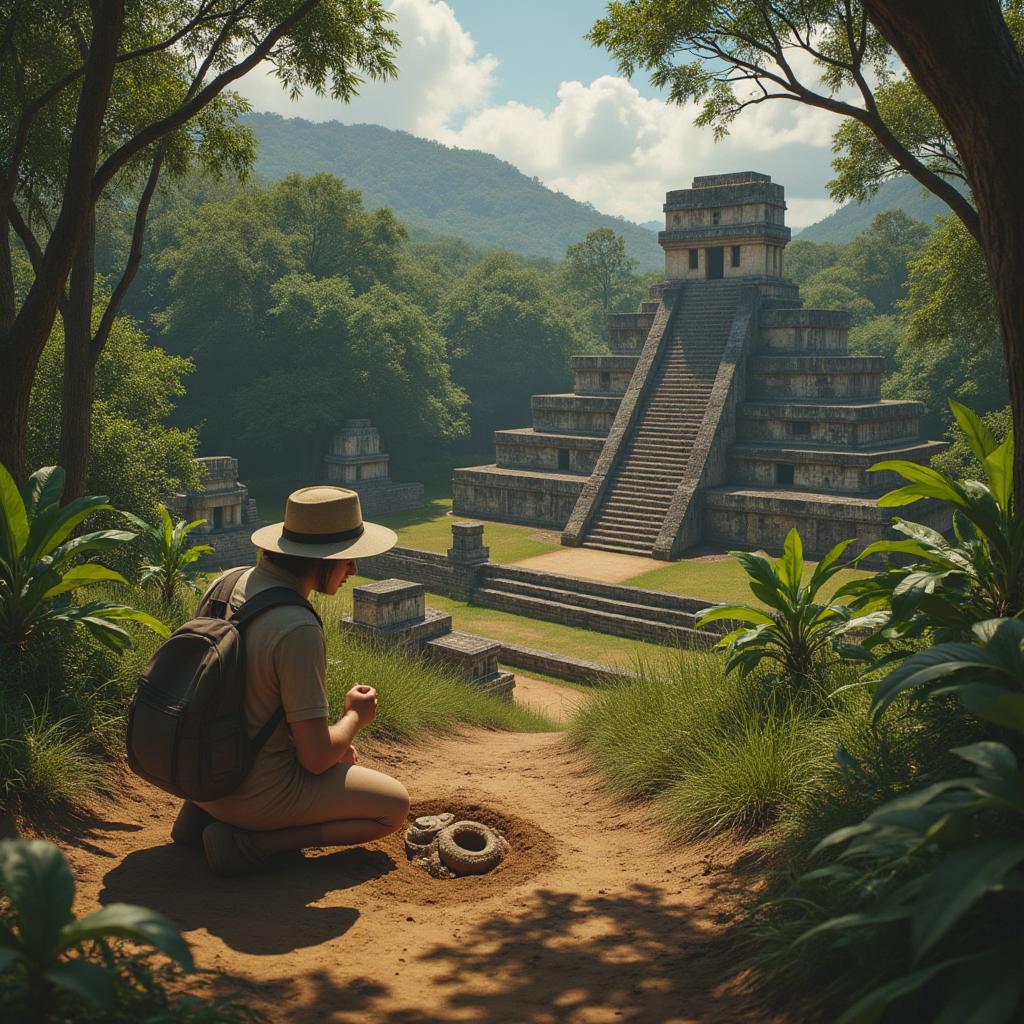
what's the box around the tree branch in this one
[93,0,322,195]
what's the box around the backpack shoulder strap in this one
[230,586,323,630]
[197,567,249,620]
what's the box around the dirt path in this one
[510,547,663,583]
[48,698,775,1024]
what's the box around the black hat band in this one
[281,524,365,545]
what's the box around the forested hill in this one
[795,176,956,243]
[245,113,662,270]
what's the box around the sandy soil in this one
[38,683,778,1024]
[511,548,664,583]
[510,674,592,726]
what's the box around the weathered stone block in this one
[448,521,489,564]
[425,631,501,680]
[352,579,425,628]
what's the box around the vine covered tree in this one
[590,0,1024,507]
[0,0,399,487]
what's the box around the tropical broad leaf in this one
[0,839,75,960]
[43,960,116,1007]
[949,398,997,465]
[984,435,1014,511]
[0,461,28,566]
[694,604,773,627]
[42,564,129,599]
[910,838,1024,961]
[59,903,193,969]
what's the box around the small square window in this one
[791,420,812,438]
[712,210,721,225]
[673,213,680,225]
[775,463,796,486]
[731,245,741,268]
[557,449,571,471]
[599,371,611,389]
[688,248,699,270]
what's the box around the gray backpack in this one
[126,567,322,801]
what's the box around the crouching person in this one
[146,486,410,876]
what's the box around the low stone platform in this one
[340,579,515,699]
[452,465,585,529]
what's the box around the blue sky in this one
[237,0,839,227]
[445,1,660,110]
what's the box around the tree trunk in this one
[59,214,97,501]
[862,0,1024,509]
[0,1,124,484]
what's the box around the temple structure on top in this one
[324,419,424,515]
[453,172,949,561]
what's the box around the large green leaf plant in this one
[0,464,168,655]
[123,504,212,608]
[839,401,1021,662]
[695,528,853,685]
[0,839,192,1019]
[791,618,1024,1023]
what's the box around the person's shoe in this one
[201,822,270,877]
[170,801,217,848]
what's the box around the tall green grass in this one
[1,581,552,813]
[319,608,554,740]
[568,646,968,843]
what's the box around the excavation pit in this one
[405,812,510,879]
[374,798,557,903]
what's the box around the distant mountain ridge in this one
[794,176,959,243]
[245,113,663,270]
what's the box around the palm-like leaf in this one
[695,528,854,684]
[127,504,210,607]
[0,463,166,653]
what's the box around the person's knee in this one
[381,779,411,834]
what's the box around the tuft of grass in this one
[568,647,939,842]
[320,611,555,740]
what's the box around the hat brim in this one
[250,520,397,560]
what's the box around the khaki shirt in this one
[196,559,330,828]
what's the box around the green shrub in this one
[0,839,262,1023]
[842,400,1021,658]
[123,504,212,607]
[696,528,854,685]
[0,464,168,656]
[766,620,1024,1023]
[570,648,847,838]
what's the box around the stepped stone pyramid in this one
[453,172,948,560]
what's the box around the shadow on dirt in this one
[99,843,396,955]
[273,880,764,1024]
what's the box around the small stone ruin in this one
[323,419,424,515]
[167,456,265,570]
[404,813,509,878]
[340,576,515,699]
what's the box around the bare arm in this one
[290,711,360,775]
[289,685,378,775]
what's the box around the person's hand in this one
[345,685,377,728]
[340,745,359,765]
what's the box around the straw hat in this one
[251,486,397,560]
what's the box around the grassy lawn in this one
[623,555,868,605]
[247,455,561,565]
[329,576,672,670]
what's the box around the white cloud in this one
[236,0,497,135]
[237,0,843,228]
[440,75,843,226]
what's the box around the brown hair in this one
[261,549,337,593]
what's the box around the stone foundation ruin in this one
[454,172,948,560]
[341,575,516,699]
[167,456,264,570]
[324,419,424,515]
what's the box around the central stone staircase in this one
[582,280,744,555]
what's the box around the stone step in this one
[473,586,703,642]
[581,537,656,556]
[588,520,660,539]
